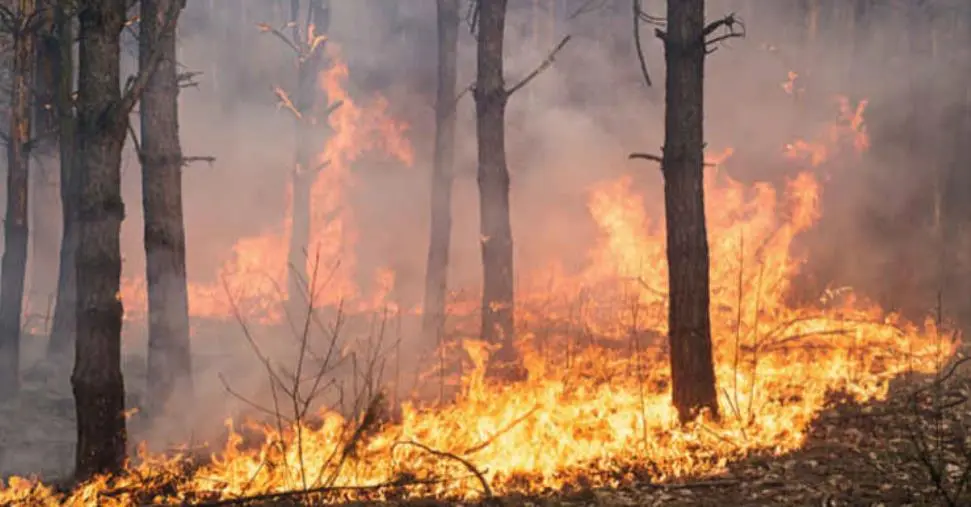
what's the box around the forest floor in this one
[3,335,971,506]
[244,358,971,507]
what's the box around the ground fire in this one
[0,1,966,506]
[0,57,956,505]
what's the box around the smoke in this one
[3,0,970,480]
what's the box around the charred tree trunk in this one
[0,0,37,401]
[140,0,191,419]
[421,0,459,345]
[47,0,77,362]
[661,0,719,424]
[475,0,521,378]
[72,0,130,479]
[286,0,328,313]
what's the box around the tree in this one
[279,0,331,316]
[659,0,720,424]
[421,0,459,347]
[472,0,568,378]
[46,0,76,362]
[474,0,518,378]
[139,0,191,419]
[72,0,179,480]
[632,0,743,423]
[28,0,61,307]
[0,0,37,401]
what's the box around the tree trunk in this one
[662,0,719,424]
[140,0,191,420]
[29,1,60,306]
[33,0,58,144]
[475,0,521,379]
[0,0,37,401]
[72,0,130,481]
[286,0,329,313]
[421,0,459,346]
[47,0,77,362]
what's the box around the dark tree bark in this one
[72,0,178,481]
[661,0,719,424]
[72,0,129,479]
[286,0,329,313]
[140,0,191,419]
[0,0,37,401]
[421,0,459,345]
[474,0,521,378]
[46,0,77,362]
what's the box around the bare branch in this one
[629,151,717,167]
[632,0,653,87]
[176,70,203,89]
[703,13,746,54]
[274,87,301,119]
[182,155,215,167]
[115,1,184,119]
[256,22,301,56]
[507,35,572,97]
[629,152,662,164]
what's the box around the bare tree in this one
[0,0,37,401]
[474,0,518,378]
[421,0,459,346]
[139,0,191,419]
[632,1,743,423]
[46,0,76,362]
[72,0,179,480]
[472,0,569,379]
[280,0,331,317]
[659,0,720,424]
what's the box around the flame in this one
[119,46,413,324]
[4,82,958,505]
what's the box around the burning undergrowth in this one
[0,74,959,505]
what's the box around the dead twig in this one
[462,405,540,455]
[393,440,493,498]
[507,35,572,97]
[256,22,301,56]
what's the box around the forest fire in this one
[117,48,414,324]
[0,73,956,504]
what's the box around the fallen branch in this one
[393,440,493,498]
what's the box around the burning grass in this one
[0,87,959,505]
